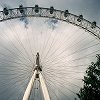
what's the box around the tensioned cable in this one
[43,43,100,67]
[42,73,75,100]
[6,20,33,63]
[42,25,81,62]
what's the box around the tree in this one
[77,54,100,100]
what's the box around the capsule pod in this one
[64,10,69,17]
[35,5,39,13]
[3,8,9,15]
[50,6,54,14]
[19,5,24,13]
[91,21,96,28]
[77,15,83,22]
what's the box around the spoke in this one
[0,6,100,100]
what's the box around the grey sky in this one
[0,0,100,100]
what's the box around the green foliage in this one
[77,55,100,100]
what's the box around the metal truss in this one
[0,5,100,40]
[0,5,100,100]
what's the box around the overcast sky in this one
[0,0,100,100]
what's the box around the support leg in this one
[39,72,51,100]
[22,70,37,100]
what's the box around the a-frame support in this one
[22,52,50,100]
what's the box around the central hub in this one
[35,52,42,71]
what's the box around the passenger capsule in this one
[50,6,54,14]
[3,8,9,15]
[91,21,96,28]
[64,10,69,17]
[77,15,83,22]
[35,5,39,13]
[19,5,24,13]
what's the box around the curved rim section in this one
[0,6,100,40]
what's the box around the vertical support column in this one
[39,72,51,100]
[22,70,37,100]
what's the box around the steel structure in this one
[23,52,50,100]
[0,5,100,100]
[0,5,100,40]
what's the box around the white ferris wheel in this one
[0,5,100,100]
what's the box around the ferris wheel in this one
[0,5,100,100]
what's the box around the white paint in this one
[39,72,51,100]
[22,70,37,100]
